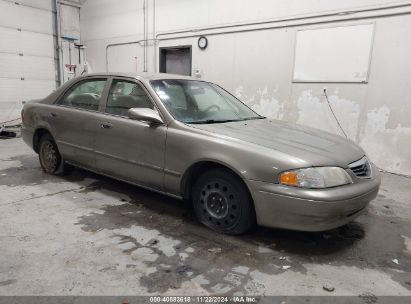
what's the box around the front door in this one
[93,78,167,190]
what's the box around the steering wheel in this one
[87,93,101,100]
[203,105,221,113]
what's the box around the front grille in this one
[348,156,371,178]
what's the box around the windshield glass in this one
[150,79,263,124]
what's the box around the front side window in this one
[105,80,154,116]
[150,79,263,124]
[57,79,106,111]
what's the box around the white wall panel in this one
[20,79,56,101]
[0,53,55,80]
[0,79,22,123]
[0,79,55,122]
[0,78,55,103]
[0,27,54,57]
[81,0,141,19]
[0,79,20,104]
[107,44,144,73]
[0,1,53,34]
[0,0,56,123]
[80,0,143,41]
[81,12,142,41]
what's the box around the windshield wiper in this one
[245,116,266,120]
[188,116,266,124]
[188,119,239,124]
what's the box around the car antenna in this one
[323,88,348,139]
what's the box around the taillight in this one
[21,109,25,124]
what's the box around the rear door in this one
[93,77,167,190]
[49,77,109,168]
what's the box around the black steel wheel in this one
[38,134,66,175]
[193,168,256,234]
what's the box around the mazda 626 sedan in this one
[21,73,380,234]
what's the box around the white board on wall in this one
[293,23,374,83]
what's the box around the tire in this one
[38,133,70,175]
[192,168,256,235]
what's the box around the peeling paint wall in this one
[361,106,411,174]
[80,0,411,175]
[296,90,361,139]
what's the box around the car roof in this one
[84,72,198,81]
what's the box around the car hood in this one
[190,118,365,167]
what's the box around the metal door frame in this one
[159,45,192,76]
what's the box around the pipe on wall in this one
[106,0,154,73]
[59,0,81,8]
[146,0,149,72]
[153,0,156,64]
[105,39,150,72]
[102,1,411,73]
[155,1,411,39]
[54,0,63,86]
[152,1,411,72]
[142,0,150,72]
[143,0,146,72]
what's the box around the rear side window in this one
[106,80,154,116]
[57,79,106,111]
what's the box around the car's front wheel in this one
[38,134,69,175]
[192,168,256,235]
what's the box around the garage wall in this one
[0,0,85,125]
[80,0,411,176]
[0,0,57,123]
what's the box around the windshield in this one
[150,79,264,124]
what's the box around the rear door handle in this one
[100,122,113,129]
[49,112,57,117]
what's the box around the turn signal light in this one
[279,171,299,186]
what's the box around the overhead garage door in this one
[0,0,57,123]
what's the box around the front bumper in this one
[246,164,381,231]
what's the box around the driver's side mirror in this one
[128,108,164,125]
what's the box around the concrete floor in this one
[0,137,411,296]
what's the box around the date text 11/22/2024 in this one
[148,296,257,303]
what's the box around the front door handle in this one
[49,112,57,118]
[100,122,113,129]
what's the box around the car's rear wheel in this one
[192,168,256,235]
[38,134,69,175]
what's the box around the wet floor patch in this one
[0,279,17,287]
[2,152,410,295]
[72,167,411,294]
[0,155,87,187]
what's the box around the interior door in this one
[93,78,166,190]
[50,78,108,168]
[159,46,192,76]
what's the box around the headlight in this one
[279,167,352,188]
